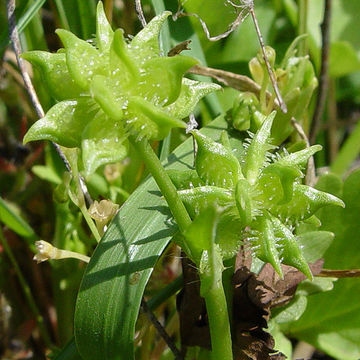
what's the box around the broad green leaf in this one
[269,322,293,359]
[0,197,35,238]
[273,295,308,324]
[329,42,360,78]
[74,115,228,360]
[287,170,360,359]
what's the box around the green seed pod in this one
[192,130,243,189]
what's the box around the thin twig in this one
[317,269,360,278]
[141,299,183,360]
[327,78,338,162]
[249,7,287,114]
[291,117,316,186]
[174,8,250,41]
[7,0,92,205]
[7,0,44,119]
[310,0,332,144]
[189,64,276,104]
[134,0,146,27]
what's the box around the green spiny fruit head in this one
[22,2,220,176]
[175,113,344,279]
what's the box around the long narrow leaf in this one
[0,197,36,239]
[74,115,227,360]
[0,0,46,53]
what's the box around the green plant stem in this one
[79,204,101,242]
[200,256,233,360]
[204,286,233,360]
[298,0,308,56]
[129,136,192,233]
[0,226,52,348]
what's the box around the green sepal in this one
[56,29,108,90]
[215,208,244,260]
[81,112,128,176]
[95,1,114,53]
[270,214,312,280]
[125,96,186,140]
[166,169,204,190]
[140,56,198,106]
[192,130,242,189]
[272,184,345,222]
[244,111,276,184]
[21,51,83,101]
[277,145,322,169]
[303,215,321,227]
[252,216,283,278]
[177,186,232,218]
[129,11,171,62]
[235,179,253,225]
[165,78,221,119]
[23,99,95,147]
[183,206,219,266]
[90,75,124,121]
[111,29,139,82]
[261,163,302,204]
